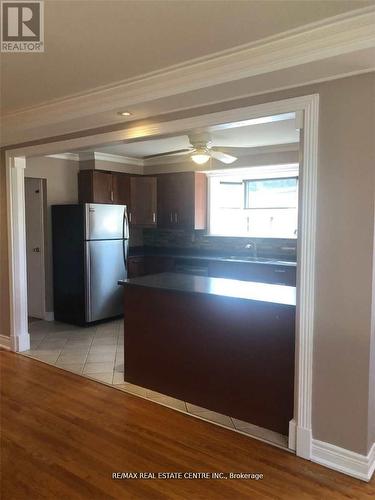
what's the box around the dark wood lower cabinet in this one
[127,257,146,278]
[127,254,295,285]
[127,255,175,278]
[123,285,295,435]
[208,260,296,286]
[144,256,175,275]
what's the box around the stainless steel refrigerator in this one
[52,203,129,326]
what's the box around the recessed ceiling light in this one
[118,111,132,116]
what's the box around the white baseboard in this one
[12,333,31,352]
[312,439,375,482]
[296,426,312,459]
[288,419,296,450]
[44,311,54,321]
[0,335,11,350]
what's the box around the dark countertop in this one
[128,247,296,267]
[119,272,296,306]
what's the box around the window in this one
[209,167,298,238]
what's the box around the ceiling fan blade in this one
[210,150,237,164]
[144,148,192,160]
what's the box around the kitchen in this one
[23,113,299,449]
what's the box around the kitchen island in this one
[119,273,296,435]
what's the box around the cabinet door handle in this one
[110,190,114,202]
[170,212,173,223]
[175,212,178,223]
[152,212,156,223]
[129,212,132,223]
[274,269,286,273]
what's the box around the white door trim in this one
[5,93,319,461]
[6,155,30,352]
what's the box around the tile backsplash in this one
[143,229,297,261]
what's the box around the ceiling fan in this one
[144,133,237,165]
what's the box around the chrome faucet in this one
[245,242,257,258]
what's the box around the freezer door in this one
[85,203,127,240]
[85,239,128,322]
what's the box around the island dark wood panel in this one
[123,284,295,435]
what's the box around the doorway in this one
[4,94,319,459]
[25,177,47,321]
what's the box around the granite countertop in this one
[129,248,296,267]
[119,272,296,306]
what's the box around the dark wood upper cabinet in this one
[78,170,131,205]
[78,170,207,230]
[112,172,131,205]
[157,172,207,230]
[78,170,113,204]
[130,176,157,227]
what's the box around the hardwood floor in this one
[1,350,374,499]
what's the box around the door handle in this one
[32,247,40,253]
[152,212,156,223]
[174,212,178,223]
[170,212,173,223]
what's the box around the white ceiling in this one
[1,0,373,113]
[86,114,299,159]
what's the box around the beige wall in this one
[310,74,374,455]
[25,157,80,313]
[1,73,374,456]
[369,205,375,449]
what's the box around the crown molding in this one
[47,153,79,161]
[46,143,299,168]
[78,151,144,166]
[47,151,144,166]
[3,6,375,139]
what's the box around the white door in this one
[25,178,46,319]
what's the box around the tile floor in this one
[23,318,288,449]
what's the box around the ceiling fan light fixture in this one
[191,147,210,165]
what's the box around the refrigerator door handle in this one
[123,207,129,239]
[85,242,92,322]
[122,208,129,277]
[122,240,128,279]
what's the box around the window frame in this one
[208,171,299,238]
[244,175,299,210]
